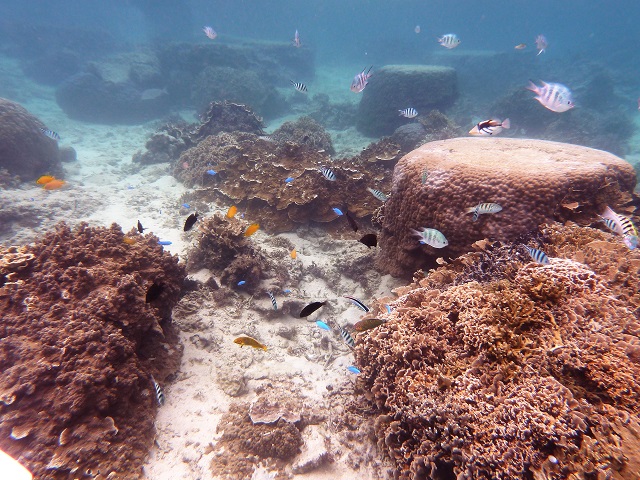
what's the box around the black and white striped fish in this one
[600,206,639,249]
[525,246,550,265]
[399,108,418,118]
[266,291,278,310]
[343,295,369,312]
[40,128,61,140]
[350,66,373,93]
[290,80,308,93]
[526,81,574,113]
[438,33,461,49]
[339,327,356,349]
[320,166,337,181]
[465,202,502,221]
[151,376,165,406]
[367,188,387,202]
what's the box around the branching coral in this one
[357,223,640,479]
[0,222,185,478]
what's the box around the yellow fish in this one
[43,179,66,190]
[123,236,137,245]
[226,205,237,218]
[244,223,260,237]
[234,336,267,351]
[290,249,297,259]
[36,175,55,185]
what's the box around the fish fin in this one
[526,80,538,93]
[464,206,477,214]
[501,118,510,129]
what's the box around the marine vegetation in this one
[356,222,640,479]
[0,222,185,478]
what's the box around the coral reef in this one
[377,137,637,277]
[174,132,396,232]
[271,116,335,155]
[357,222,640,479]
[133,101,264,165]
[0,222,185,478]
[0,98,62,181]
[356,65,458,137]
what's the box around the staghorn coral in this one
[377,137,638,277]
[0,222,185,478]
[356,223,640,479]
[175,132,394,233]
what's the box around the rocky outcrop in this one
[356,65,458,137]
[0,98,62,181]
[377,137,637,277]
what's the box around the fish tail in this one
[526,80,538,93]
[501,118,510,129]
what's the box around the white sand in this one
[1,65,400,479]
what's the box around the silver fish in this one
[321,166,337,181]
[267,291,277,310]
[40,128,61,141]
[525,246,550,264]
[411,227,448,248]
[367,187,387,202]
[351,66,372,93]
[151,376,165,406]
[290,80,307,93]
[465,202,503,221]
[526,81,574,113]
[339,327,356,349]
[292,29,301,48]
[535,34,547,55]
[438,33,461,49]
[399,107,418,118]
[600,206,639,250]
[203,26,217,40]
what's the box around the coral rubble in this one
[377,137,637,277]
[0,222,185,478]
[0,98,63,181]
[357,223,640,479]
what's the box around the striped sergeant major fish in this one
[465,202,502,221]
[526,81,574,113]
[367,188,387,202]
[151,376,165,406]
[320,166,337,181]
[266,291,277,310]
[40,128,61,140]
[399,108,418,118]
[600,206,638,249]
[350,66,373,93]
[290,80,307,93]
[438,33,461,49]
[411,227,448,248]
[525,246,550,265]
[339,327,356,349]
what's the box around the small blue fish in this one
[283,289,291,294]
[316,320,330,331]
[385,305,393,314]
[525,246,550,265]
[237,280,246,286]
[182,203,190,209]
[332,207,344,216]
[347,366,361,374]
[206,169,217,176]
[285,177,295,183]
[158,240,172,245]
[127,185,135,190]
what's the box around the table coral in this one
[356,223,640,479]
[377,137,637,277]
[0,222,185,478]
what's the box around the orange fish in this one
[43,179,65,190]
[244,223,260,237]
[226,205,238,218]
[290,249,297,259]
[123,236,137,245]
[234,336,267,351]
[514,43,527,50]
[36,175,55,185]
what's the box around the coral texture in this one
[0,223,185,478]
[0,98,62,181]
[356,65,458,137]
[271,116,335,155]
[377,137,637,277]
[357,223,640,479]
[175,132,396,232]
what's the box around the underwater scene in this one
[1,0,640,479]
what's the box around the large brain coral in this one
[357,223,640,479]
[377,137,637,277]
[0,222,185,478]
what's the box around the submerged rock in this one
[356,65,458,137]
[377,137,637,277]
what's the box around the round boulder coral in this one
[377,137,637,277]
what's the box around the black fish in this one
[146,282,164,303]
[184,212,198,232]
[343,295,369,312]
[359,233,377,248]
[299,301,326,318]
[137,220,145,233]
[345,210,359,233]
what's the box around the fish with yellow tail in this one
[234,336,267,351]
[469,119,510,136]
